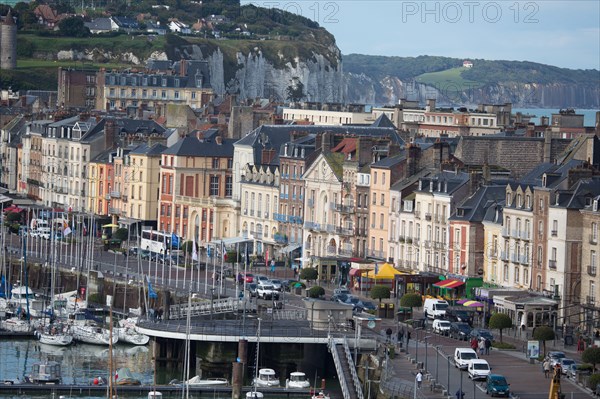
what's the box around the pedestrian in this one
[407,331,411,346]
[484,338,491,355]
[416,371,423,389]
[478,338,485,355]
[456,389,465,399]
[470,337,478,351]
[577,337,585,353]
[398,327,404,344]
[543,359,551,378]
[386,327,393,343]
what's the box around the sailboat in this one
[70,311,118,345]
[35,322,73,346]
[248,318,264,399]
[116,317,150,346]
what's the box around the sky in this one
[243,1,600,70]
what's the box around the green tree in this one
[582,347,600,372]
[58,17,90,37]
[285,77,305,103]
[114,228,128,241]
[400,292,422,310]
[307,286,324,298]
[532,325,555,356]
[5,212,22,223]
[370,285,391,304]
[299,267,318,284]
[488,313,513,343]
[181,240,195,254]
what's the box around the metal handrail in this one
[329,337,352,399]
[342,337,364,399]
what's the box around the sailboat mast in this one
[253,318,261,393]
[108,301,115,398]
[23,213,30,321]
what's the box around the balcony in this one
[412,238,420,246]
[109,207,120,215]
[104,194,111,200]
[548,260,557,269]
[355,228,367,236]
[500,251,509,261]
[326,245,337,256]
[339,246,354,257]
[110,191,121,198]
[551,230,558,237]
[368,249,386,259]
[274,233,288,244]
[519,255,529,265]
[424,240,432,249]
[487,249,498,259]
[513,230,530,240]
[331,202,355,213]
[414,211,421,219]
[510,253,519,263]
[501,228,510,237]
[425,213,432,221]
[433,242,446,251]
[304,221,320,231]
[590,234,598,245]
[307,199,314,208]
[586,296,596,307]
[336,226,354,236]
[588,265,597,277]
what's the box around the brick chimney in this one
[357,136,373,166]
[567,165,594,189]
[469,171,482,196]
[261,148,276,165]
[407,142,421,176]
[104,118,117,149]
[179,59,187,76]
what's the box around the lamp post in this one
[210,287,215,320]
[415,327,423,364]
[424,335,431,373]
[435,345,440,382]
[447,355,451,394]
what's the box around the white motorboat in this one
[253,368,280,387]
[117,326,150,345]
[286,372,311,389]
[25,360,62,384]
[72,323,117,345]
[171,375,229,387]
[311,391,331,399]
[148,391,163,399]
[246,392,264,399]
[8,286,43,317]
[1,317,33,333]
[54,290,87,312]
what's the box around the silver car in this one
[269,279,283,291]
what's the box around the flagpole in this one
[219,241,224,297]
[204,244,209,295]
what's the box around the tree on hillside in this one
[59,17,90,37]
[370,285,391,304]
[582,347,600,371]
[532,325,555,356]
[285,76,305,103]
[488,313,512,343]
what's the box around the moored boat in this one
[170,375,229,387]
[1,317,33,333]
[25,361,62,384]
[72,323,117,345]
[35,323,73,346]
[115,367,141,386]
[286,371,311,389]
[116,326,149,345]
[253,368,280,387]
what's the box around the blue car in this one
[485,374,510,397]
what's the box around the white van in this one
[424,298,449,319]
[454,348,478,370]
[468,359,491,380]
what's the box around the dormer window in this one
[507,192,512,205]
[525,195,531,209]
[517,194,522,208]
[594,199,599,212]
[457,209,464,217]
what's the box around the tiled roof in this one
[450,185,506,222]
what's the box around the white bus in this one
[140,230,181,254]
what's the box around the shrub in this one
[491,342,516,350]
[582,347,600,371]
[400,293,422,309]
[114,228,129,241]
[370,285,391,303]
[488,313,513,343]
[299,267,318,283]
[587,373,600,389]
[307,286,325,298]
[532,325,555,356]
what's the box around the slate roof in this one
[553,177,600,209]
[450,185,506,222]
[162,135,234,157]
[129,142,167,156]
[416,171,470,195]
[112,16,138,29]
[482,201,505,224]
[81,118,167,143]
[237,124,403,166]
[371,152,406,169]
[104,61,211,89]
[371,114,396,128]
[84,18,113,31]
[146,59,172,71]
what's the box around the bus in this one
[140,230,181,254]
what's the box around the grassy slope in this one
[415,67,484,91]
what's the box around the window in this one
[552,220,558,236]
[372,193,377,205]
[371,212,375,228]
[210,176,219,196]
[592,222,598,243]
[515,267,519,283]
[524,268,529,285]
[538,221,543,238]
[374,172,377,185]
[379,213,384,229]
[212,158,219,169]
[539,198,544,211]
[507,192,512,205]
[381,194,385,206]
[382,173,386,185]
[503,264,508,281]
[225,176,233,197]
[526,195,531,208]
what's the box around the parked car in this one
[244,273,255,283]
[128,247,139,256]
[454,348,478,370]
[449,322,472,340]
[445,308,475,325]
[256,281,279,300]
[485,374,510,397]
[255,275,269,283]
[565,363,578,379]
[282,280,302,291]
[331,293,350,303]
[469,329,494,342]
[468,359,491,380]
[246,283,258,297]
[333,288,351,296]
[547,351,566,367]
[269,279,283,291]
[559,358,576,375]
[432,319,451,335]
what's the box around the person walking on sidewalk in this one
[478,338,485,356]
[416,371,423,389]
[470,337,478,351]
[386,327,393,343]
[484,338,492,355]
[543,359,551,378]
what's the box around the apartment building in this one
[88,150,114,216]
[158,134,236,243]
[57,68,98,109]
[580,196,600,334]
[239,163,279,258]
[21,120,50,201]
[482,201,505,285]
[413,171,470,274]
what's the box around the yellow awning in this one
[364,263,405,279]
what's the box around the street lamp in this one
[210,287,215,320]
[415,327,423,364]
[435,345,440,382]
[424,335,431,373]
[447,354,451,394]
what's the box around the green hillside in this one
[415,67,483,91]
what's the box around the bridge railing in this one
[328,337,352,399]
[342,337,364,399]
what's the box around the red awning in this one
[349,268,365,277]
[433,279,465,289]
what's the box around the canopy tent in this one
[433,278,465,289]
[364,263,404,279]
[462,300,484,307]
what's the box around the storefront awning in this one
[349,268,366,276]
[281,244,301,253]
[433,278,465,289]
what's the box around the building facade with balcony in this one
[497,183,535,290]
[88,151,114,216]
[239,163,279,258]
[414,171,469,274]
[449,184,505,278]
[96,61,214,114]
[547,177,600,322]
[580,196,600,334]
[482,201,505,285]
[159,134,236,245]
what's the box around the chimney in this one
[261,148,275,165]
[179,59,187,76]
[388,142,401,157]
[104,118,117,149]
[322,131,332,152]
[407,143,421,176]
[426,99,436,112]
[469,171,482,195]
[357,136,374,166]
[567,165,593,188]
[482,162,491,183]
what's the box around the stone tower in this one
[1,10,17,70]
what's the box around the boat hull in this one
[72,325,117,345]
[117,328,150,345]
[1,318,33,333]
[38,333,73,346]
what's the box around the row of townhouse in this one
[7,109,600,331]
